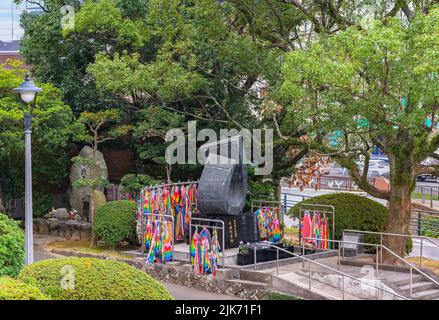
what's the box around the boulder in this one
[54,208,70,220]
[69,146,108,217]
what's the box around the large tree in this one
[0,60,81,215]
[279,8,439,260]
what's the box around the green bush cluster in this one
[288,193,412,253]
[421,216,439,238]
[0,213,25,277]
[18,257,173,300]
[93,200,137,247]
[0,277,48,300]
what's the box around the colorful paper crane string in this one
[255,207,282,243]
[300,210,330,249]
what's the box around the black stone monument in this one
[196,135,259,249]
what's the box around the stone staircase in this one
[390,273,439,300]
[226,270,271,291]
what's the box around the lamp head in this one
[13,73,42,103]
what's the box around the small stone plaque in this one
[341,233,364,256]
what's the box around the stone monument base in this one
[33,218,92,241]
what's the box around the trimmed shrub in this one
[0,213,25,277]
[0,277,48,300]
[93,200,137,247]
[18,257,173,300]
[288,193,412,253]
[421,216,439,238]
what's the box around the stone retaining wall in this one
[142,264,267,300]
[34,218,92,241]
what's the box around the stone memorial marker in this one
[341,233,364,257]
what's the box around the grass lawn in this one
[411,191,439,201]
[406,257,439,275]
[47,241,134,259]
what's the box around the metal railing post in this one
[254,247,257,271]
[420,238,423,268]
[277,248,279,276]
[410,267,413,299]
[431,187,433,208]
[342,276,345,300]
[141,215,145,257]
[302,241,305,269]
[308,261,311,290]
[375,246,379,277]
[222,221,225,268]
[380,234,383,263]
[338,245,341,271]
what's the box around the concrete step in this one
[399,281,435,294]
[411,289,439,300]
[226,279,270,290]
[391,274,424,286]
[239,270,271,284]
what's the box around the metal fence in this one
[410,209,439,237]
[413,185,439,208]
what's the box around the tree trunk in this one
[90,145,98,248]
[382,140,415,264]
[0,186,5,213]
[0,197,4,213]
[382,183,412,263]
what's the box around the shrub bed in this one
[18,257,173,300]
[0,212,25,277]
[93,200,137,247]
[0,277,48,300]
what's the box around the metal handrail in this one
[304,236,439,299]
[343,229,439,268]
[190,217,226,268]
[144,180,199,191]
[251,243,407,300]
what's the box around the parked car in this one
[417,174,439,183]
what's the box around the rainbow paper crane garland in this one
[255,207,282,243]
[146,221,173,265]
[191,226,221,276]
[300,211,330,249]
[137,183,198,243]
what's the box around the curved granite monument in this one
[196,135,258,248]
[197,135,247,216]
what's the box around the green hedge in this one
[0,213,25,277]
[421,216,439,238]
[18,258,173,300]
[93,200,137,247]
[288,193,412,253]
[0,277,48,300]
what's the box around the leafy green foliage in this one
[0,213,25,277]
[120,174,159,195]
[0,277,48,300]
[421,216,439,238]
[18,257,173,300]
[0,60,82,203]
[93,200,137,248]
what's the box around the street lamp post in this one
[13,73,42,265]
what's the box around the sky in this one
[0,0,25,41]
